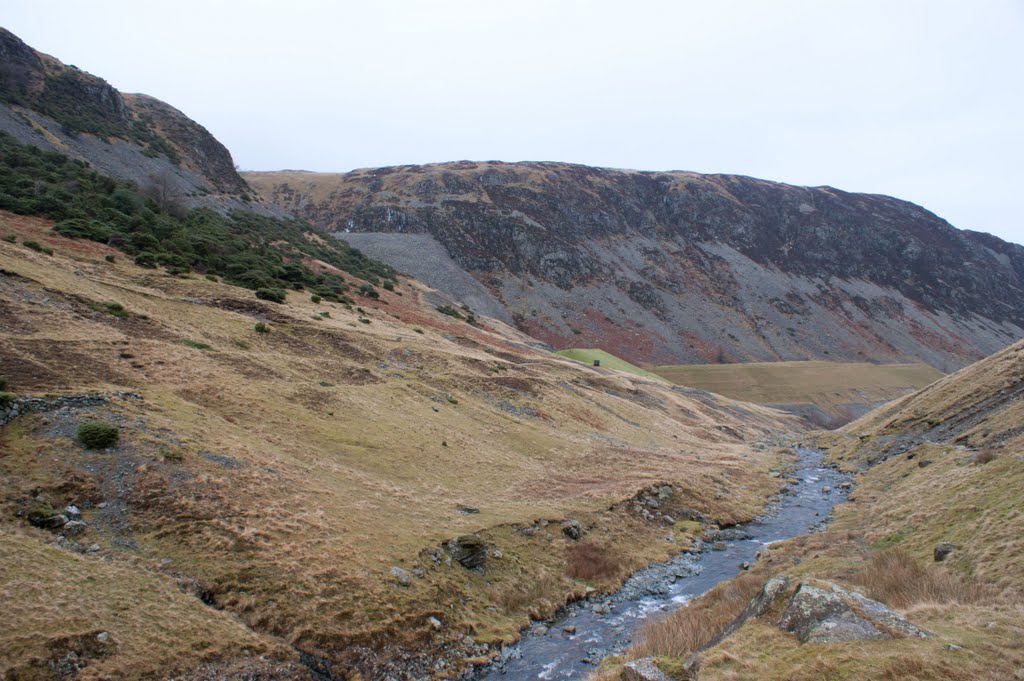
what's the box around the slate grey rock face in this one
[449,534,488,569]
[248,161,1024,373]
[778,580,930,644]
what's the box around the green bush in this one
[0,376,7,391]
[255,287,286,303]
[254,322,270,334]
[310,294,322,304]
[23,240,51,255]
[0,392,14,408]
[0,131,395,303]
[183,340,213,351]
[77,421,120,449]
[104,254,115,263]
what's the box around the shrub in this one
[104,254,115,263]
[565,543,625,582]
[254,322,270,334]
[161,449,184,462]
[183,340,213,351]
[358,317,371,324]
[3,233,17,243]
[134,251,158,268]
[104,302,128,318]
[382,280,395,292]
[77,421,120,449]
[850,548,988,607]
[0,392,14,408]
[0,376,7,391]
[255,287,286,303]
[22,240,51,255]
[310,294,322,304]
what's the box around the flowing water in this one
[476,448,851,679]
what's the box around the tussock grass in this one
[566,543,625,582]
[633,572,764,659]
[851,549,988,608]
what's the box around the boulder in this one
[621,657,670,681]
[779,579,930,644]
[64,505,82,520]
[449,534,488,569]
[934,542,956,562]
[561,519,583,540]
[63,520,88,537]
[35,514,69,530]
[390,566,412,587]
[427,616,443,630]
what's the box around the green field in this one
[556,348,667,381]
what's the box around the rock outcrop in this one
[778,579,930,644]
[246,163,1024,371]
[0,28,273,215]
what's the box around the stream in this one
[475,447,851,679]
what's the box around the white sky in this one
[5,1,1024,245]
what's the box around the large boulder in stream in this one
[778,579,931,644]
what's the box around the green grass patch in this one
[556,348,666,381]
[182,340,214,351]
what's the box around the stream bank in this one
[472,447,851,680]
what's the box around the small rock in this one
[96,632,110,644]
[390,566,412,587]
[455,504,480,514]
[918,460,933,468]
[739,561,752,570]
[644,497,660,509]
[661,515,676,525]
[64,505,81,520]
[934,542,956,562]
[821,486,831,494]
[621,657,670,681]
[712,541,727,551]
[534,625,548,636]
[491,549,503,559]
[947,644,964,652]
[86,543,101,553]
[63,520,88,537]
[561,519,583,541]
[427,616,443,630]
[563,625,576,634]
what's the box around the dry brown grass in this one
[565,542,625,582]
[0,210,804,678]
[632,572,765,659]
[653,360,943,425]
[850,548,988,608]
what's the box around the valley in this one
[0,22,1021,681]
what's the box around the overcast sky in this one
[5,1,1024,244]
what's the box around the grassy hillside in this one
[556,348,666,381]
[0,211,802,679]
[653,360,944,426]
[596,342,1024,680]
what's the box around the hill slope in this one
[246,163,1024,372]
[0,210,803,679]
[0,26,269,214]
[597,340,1024,680]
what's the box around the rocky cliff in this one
[0,27,271,214]
[246,163,1024,371]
